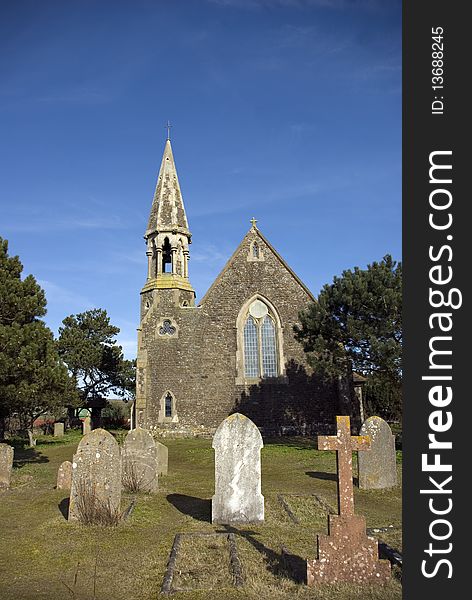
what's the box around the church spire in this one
[142,138,195,299]
[145,138,190,238]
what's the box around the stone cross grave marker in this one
[0,443,14,491]
[212,413,264,524]
[54,422,64,438]
[68,428,121,523]
[156,440,168,475]
[358,416,397,489]
[56,460,72,490]
[307,416,391,585]
[122,428,159,492]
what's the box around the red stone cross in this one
[318,416,370,516]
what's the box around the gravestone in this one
[82,417,92,435]
[156,440,168,475]
[68,428,121,522]
[307,416,390,585]
[358,416,397,489]
[0,443,14,490]
[122,428,159,492]
[56,460,72,490]
[212,413,264,524]
[54,422,64,438]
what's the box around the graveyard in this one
[0,427,402,600]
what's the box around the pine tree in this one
[57,308,135,409]
[0,237,77,443]
[295,255,402,419]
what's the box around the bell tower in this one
[141,138,195,309]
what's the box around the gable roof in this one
[198,225,316,306]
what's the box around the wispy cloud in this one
[191,243,231,264]
[38,280,94,312]
[2,214,126,234]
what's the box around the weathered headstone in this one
[0,443,14,491]
[122,428,159,492]
[68,428,121,523]
[358,416,397,489]
[307,416,391,585]
[212,413,264,524]
[82,416,92,435]
[54,422,64,438]
[56,460,72,490]
[156,440,168,475]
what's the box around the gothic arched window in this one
[159,390,177,422]
[252,242,259,259]
[165,392,173,418]
[240,298,281,379]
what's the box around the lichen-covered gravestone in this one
[56,461,72,490]
[358,416,397,489]
[122,428,159,492]
[68,428,121,523]
[156,440,168,475]
[0,443,14,491]
[54,422,64,438]
[212,413,264,524]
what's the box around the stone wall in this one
[137,228,339,436]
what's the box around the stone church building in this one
[134,139,359,437]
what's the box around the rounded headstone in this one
[122,428,159,493]
[68,428,121,522]
[212,413,264,524]
[358,416,397,489]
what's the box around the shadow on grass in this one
[58,497,70,520]
[166,493,211,522]
[305,471,359,486]
[13,447,49,469]
[217,525,306,584]
[263,437,316,451]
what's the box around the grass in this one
[0,431,402,600]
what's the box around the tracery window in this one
[242,299,280,378]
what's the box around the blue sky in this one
[0,0,401,359]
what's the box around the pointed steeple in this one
[145,139,190,238]
[142,138,195,300]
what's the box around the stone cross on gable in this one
[318,415,370,516]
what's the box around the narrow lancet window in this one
[244,316,260,377]
[165,393,173,418]
[261,316,277,377]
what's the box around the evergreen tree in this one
[295,255,402,419]
[0,237,77,443]
[57,309,135,409]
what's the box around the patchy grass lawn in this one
[0,432,402,600]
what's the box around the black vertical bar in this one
[404,1,468,597]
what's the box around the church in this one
[133,139,358,437]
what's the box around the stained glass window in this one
[261,316,277,377]
[252,242,259,258]
[244,316,260,377]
